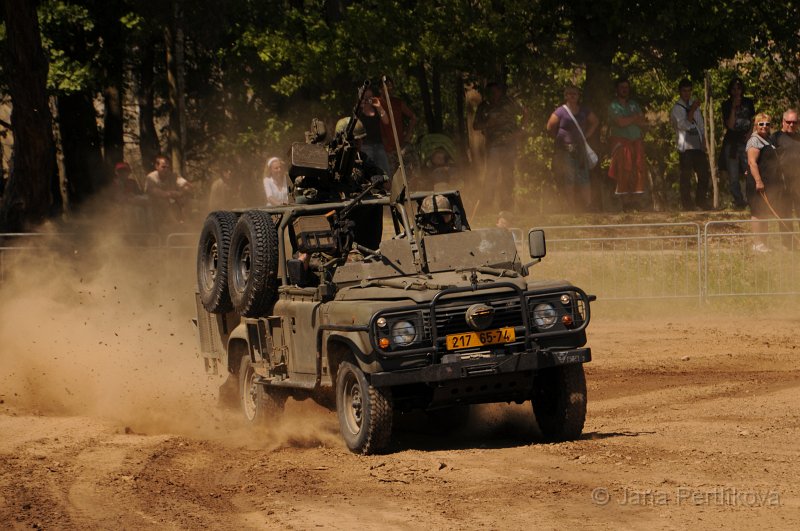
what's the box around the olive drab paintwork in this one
[195,84,592,454]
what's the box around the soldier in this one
[418,194,460,235]
[293,118,387,204]
[295,117,389,251]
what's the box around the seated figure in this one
[418,194,460,235]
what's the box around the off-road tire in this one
[531,364,587,442]
[197,211,237,313]
[239,357,286,425]
[228,210,279,317]
[336,361,393,454]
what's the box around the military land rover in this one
[195,84,593,454]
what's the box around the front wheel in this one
[531,364,587,442]
[335,361,393,454]
[239,357,285,425]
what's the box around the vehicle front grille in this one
[424,297,524,337]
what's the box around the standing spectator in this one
[474,82,527,211]
[608,78,648,211]
[720,78,755,209]
[262,156,289,206]
[144,155,192,224]
[379,77,417,175]
[112,161,148,229]
[546,85,598,211]
[208,163,240,210]
[771,109,800,242]
[113,161,142,197]
[772,109,800,214]
[746,113,786,252]
[670,78,712,210]
[357,87,391,175]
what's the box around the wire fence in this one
[1,222,799,300]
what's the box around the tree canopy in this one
[1,0,798,229]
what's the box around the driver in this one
[418,194,460,235]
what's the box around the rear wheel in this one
[336,361,393,454]
[531,364,586,442]
[239,357,285,425]
[228,210,279,317]
[197,211,237,313]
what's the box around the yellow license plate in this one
[446,327,516,350]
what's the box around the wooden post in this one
[705,72,718,208]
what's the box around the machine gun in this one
[288,81,371,201]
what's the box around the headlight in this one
[533,303,557,329]
[390,320,417,346]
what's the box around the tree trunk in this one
[137,40,161,168]
[0,0,60,231]
[415,61,435,135]
[454,71,467,160]
[431,62,443,133]
[103,85,124,174]
[165,1,187,177]
[59,92,105,205]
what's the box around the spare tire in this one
[228,210,280,317]
[197,211,238,313]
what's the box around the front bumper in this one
[368,347,591,387]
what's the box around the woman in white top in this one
[262,157,289,206]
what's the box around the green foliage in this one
[4,0,800,211]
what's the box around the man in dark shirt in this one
[772,109,800,225]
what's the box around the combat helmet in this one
[335,117,367,140]
[420,194,453,215]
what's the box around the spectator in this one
[357,87,391,175]
[474,82,527,211]
[772,109,800,218]
[720,78,755,209]
[144,155,192,224]
[112,160,148,229]
[208,164,240,210]
[113,161,142,197]
[546,85,599,211]
[262,157,289,206]
[670,78,711,211]
[379,77,417,175]
[746,113,786,252]
[608,78,648,211]
[496,210,514,229]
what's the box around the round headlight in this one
[533,303,557,329]
[390,320,417,346]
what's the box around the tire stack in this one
[196,210,280,317]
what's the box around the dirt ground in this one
[0,238,798,529]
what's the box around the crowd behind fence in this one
[1,221,798,301]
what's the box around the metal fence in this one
[531,223,703,301]
[2,222,799,300]
[703,219,800,298]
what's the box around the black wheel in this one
[197,211,237,313]
[228,210,279,317]
[531,364,587,442]
[335,361,393,454]
[239,357,285,425]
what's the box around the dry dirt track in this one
[2,298,799,530]
[0,225,798,530]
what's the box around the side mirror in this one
[528,229,547,259]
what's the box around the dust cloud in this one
[0,200,340,451]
